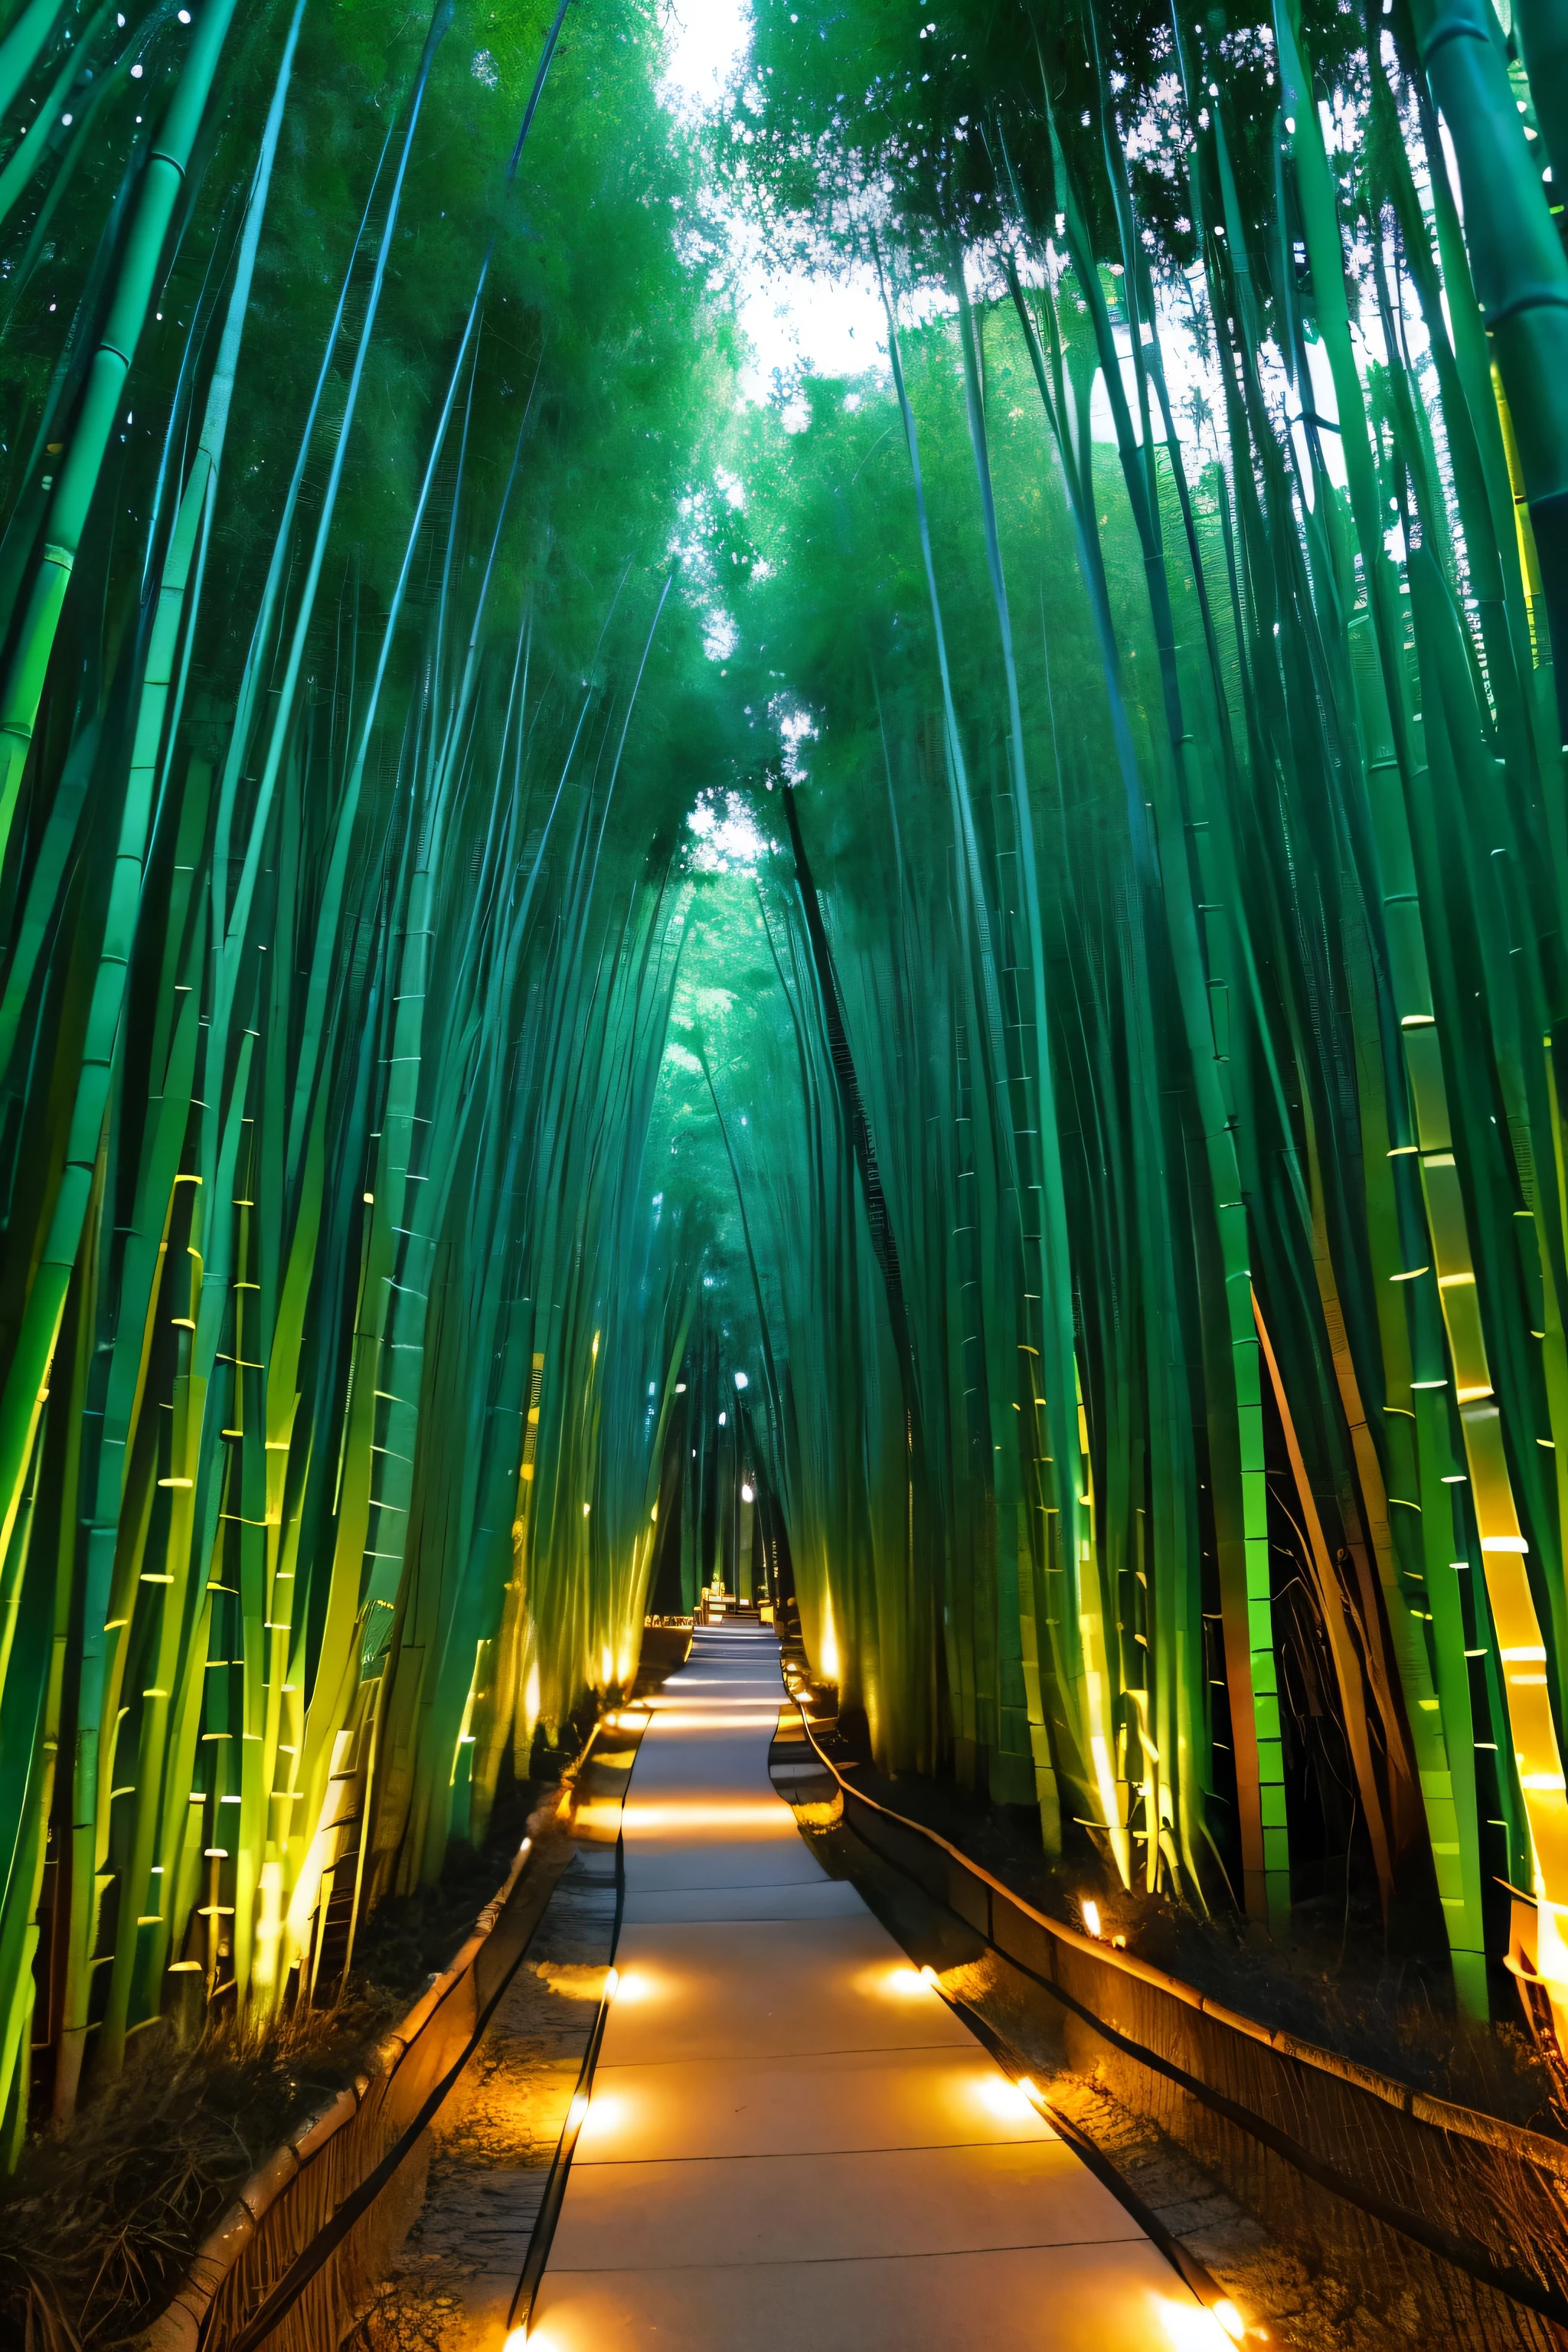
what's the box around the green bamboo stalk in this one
[1406,0,1568,728]
[0,0,67,126]
[50,8,303,2109]
[0,0,239,864]
[0,3,113,239]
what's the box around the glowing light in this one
[818,1589,840,1683]
[733,1370,749,1389]
[920,1965,940,1986]
[976,2073,1034,2120]
[600,1648,612,1683]
[1016,2076,1040,2102]
[536,1961,610,2002]
[642,1690,779,1706]
[568,2093,589,2131]
[619,1799,795,1831]
[1082,1899,1102,1939]
[884,1966,926,1997]
[575,2091,622,2145]
[648,1679,778,1691]
[605,1967,619,2000]
[641,1710,785,1730]
[1160,2303,1240,2350]
[502,2330,528,2352]
[1214,2304,1247,2344]
[741,1481,754,1502]
[612,1968,654,2002]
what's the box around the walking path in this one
[526,1622,1226,2350]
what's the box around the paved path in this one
[528,1622,1226,2351]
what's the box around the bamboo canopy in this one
[0,0,1562,2158]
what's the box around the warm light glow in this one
[502,2329,528,2352]
[1016,2076,1040,2102]
[1082,1899,1102,1939]
[568,2093,589,2131]
[571,1802,629,1838]
[1160,2304,1239,2350]
[818,1589,840,1683]
[641,1710,786,1730]
[536,1962,612,2001]
[1213,2302,1246,2344]
[619,1799,793,1831]
[642,1690,780,1706]
[605,1967,619,2000]
[575,2091,622,2146]
[976,2073,1034,2120]
[884,1965,926,1997]
[611,1968,655,2003]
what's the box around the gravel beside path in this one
[347,1841,616,2352]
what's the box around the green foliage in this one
[687,0,1568,2024]
[0,0,739,2146]
[0,0,1564,2182]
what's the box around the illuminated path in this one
[524,1622,1224,2350]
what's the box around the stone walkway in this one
[526,1622,1229,2351]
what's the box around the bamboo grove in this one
[710,0,1568,2030]
[0,0,1565,2163]
[0,0,743,2149]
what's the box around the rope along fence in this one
[794,1704,1568,2351]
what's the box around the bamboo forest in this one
[0,0,1566,2339]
